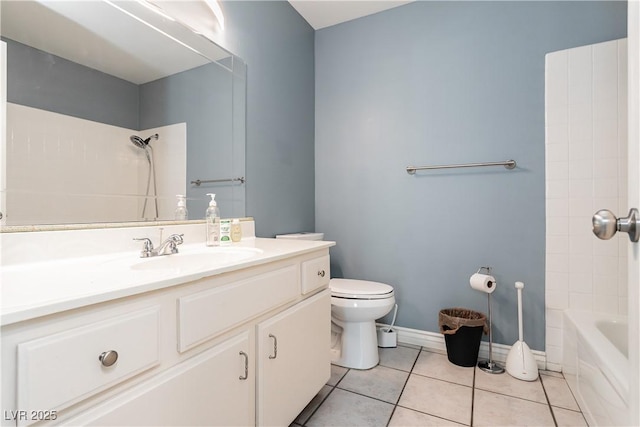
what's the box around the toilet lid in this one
[330,279,394,299]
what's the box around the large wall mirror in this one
[0,0,246,228]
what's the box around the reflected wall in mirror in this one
[0,0,246,228]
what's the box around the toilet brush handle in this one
[515,282,524,342]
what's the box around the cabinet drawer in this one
[17,307,160,423]
[301,255,330,294]
[178,265,298,352]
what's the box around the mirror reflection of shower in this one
[130,133,159,219]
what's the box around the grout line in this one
[409,369,474,388]
[299,384,336,427]
[470,366,476,426]
[333,387,398,407]
[385,345,423,427]
[539,373,559,427]
[394,403,469,426]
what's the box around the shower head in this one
[130,135,147,148]
[129,133,159,148]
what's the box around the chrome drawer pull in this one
[99,350,118,367]
[268,334,278,359]
[318,270,325,278]
[239,351,248,380]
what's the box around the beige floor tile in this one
[552,406,588,427]
[294,385,333,425]
[398,374,472,425]
[327,364,348,386]
[305,388,394,427]
[475,367,546,403]
[338,364,409,404]
[379,345,421,372]
[389,407,466,426]
[473,389,555,426]
[412,350,475,386]
[540,374,580,411]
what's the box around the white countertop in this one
[1,238,334,326]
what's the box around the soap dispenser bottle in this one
[175,195,188,220]
[205,193,220,246]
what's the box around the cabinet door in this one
[256,290,331,426]
[67,331,254,426]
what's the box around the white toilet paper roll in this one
[470,273,497,294]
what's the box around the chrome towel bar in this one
[406,160,516,174]
[190,177,246,186]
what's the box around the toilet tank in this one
[275,232,324,241]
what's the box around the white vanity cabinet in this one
[65,331,254,427]
[257,290,330,426]
[1,245,332,427]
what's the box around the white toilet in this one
[276,232,396,370]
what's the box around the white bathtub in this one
[563,310,629,426]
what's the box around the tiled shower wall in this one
[5,104,186,225]
[545,39,628,370]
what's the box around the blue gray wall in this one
[140,63,238,218]
[315,1,627,350]
[218,1,316,237]
[4,38,139,129]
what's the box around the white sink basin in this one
[130,246,263,272]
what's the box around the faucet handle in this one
[133,237,155,257]
[170,234,185,245]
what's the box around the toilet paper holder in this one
[476,266,492,275]
[473,265,504,375]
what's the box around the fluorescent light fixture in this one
[203,0,225,31]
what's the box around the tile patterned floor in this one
[293,344,587,427]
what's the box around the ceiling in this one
[288,0,414,30]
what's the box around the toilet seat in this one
[330,279,394,300]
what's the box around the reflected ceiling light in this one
[140,1,176,21]
[203,0,225,31]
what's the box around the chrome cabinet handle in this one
[99,350,118,367]
[239,351,248,380]
[592,208,640,242]
[318,270,325,278]
[268,334,278,359]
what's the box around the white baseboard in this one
[377,323,547,371]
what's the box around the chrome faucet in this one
[134,234,184,258]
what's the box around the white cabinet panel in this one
[256,289,331,426]
[301,255,330,294]
[67,331,254,426]
[178,265,298,352]
[17,307,161,424]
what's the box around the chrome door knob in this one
[592,208,640,242]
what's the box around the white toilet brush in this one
[505,281,539,381]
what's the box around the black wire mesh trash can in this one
[439,308,488,367]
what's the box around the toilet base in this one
[331,320,379,370]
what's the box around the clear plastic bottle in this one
[205,193,220,246]
[231,218,242,242]
[175,195,188,220]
